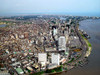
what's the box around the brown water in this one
[59,19,100,75]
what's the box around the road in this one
[69,25,88,66]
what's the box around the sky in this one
[0,0,100,16]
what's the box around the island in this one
[0,15,97,75]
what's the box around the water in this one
[0,24,6,27]
[59,19,100,75]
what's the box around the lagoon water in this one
[58,19,100,75]
[0,24,6,27]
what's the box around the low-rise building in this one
[16,67,24,75]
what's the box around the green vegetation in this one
[29,50,31,52]
[81,33,92,49]
[51,21,56,24]
[28,70,31,73]
[0,21,15,25]
[54,66,63,72]
[64,67,67,70]
[45,66,63,73]
[46,69,55,73]
[78,61,82,64]
[30,71,45,75]
[79,30,92,57]
[71,29,74,32]
[68,58,74,63]
[74,64,77,66]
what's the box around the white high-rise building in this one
[51,53,60,65]
[53,28,57,36]
[38,53,47,64]
[58,36,66,51]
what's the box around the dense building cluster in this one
[0,15,92,75]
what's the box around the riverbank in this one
[66,19,100,75]
[79,30,92,57]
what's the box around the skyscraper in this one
[51,53,60,65]
[58,36,66,51]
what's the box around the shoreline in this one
[80,32,92,57]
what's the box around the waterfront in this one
[59,19,100,75]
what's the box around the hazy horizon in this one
[0,12,100,17]
[0,0,100,17]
